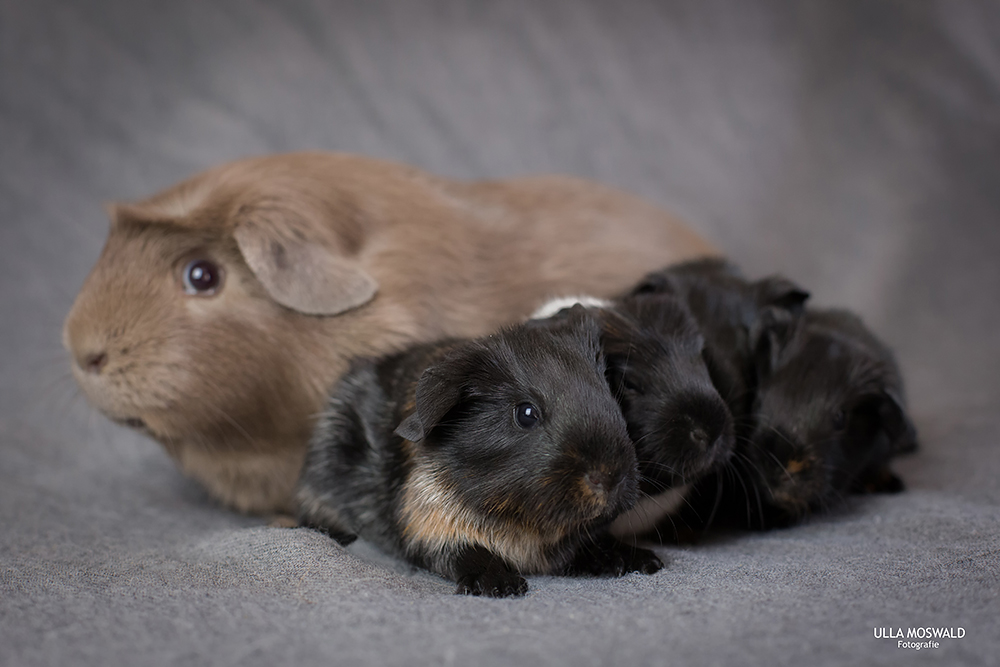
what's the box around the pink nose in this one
[586,471,612,493]
[80,351,108,374]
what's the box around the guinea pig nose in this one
[80,351,108,374]
[585,471,611,494]
[689,428,710,451]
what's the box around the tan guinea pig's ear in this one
[233,208,378,316]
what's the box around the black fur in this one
[629,258,810,436]
[599,294,735,496]
[296,305,662,597]
[735,308,918,527]
[632,260,915,534]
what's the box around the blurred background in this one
[2,1,998,666]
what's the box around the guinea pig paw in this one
[856,467,906,494]
[455,571,528,598]
[628,548,665,575]
[267,514,300,528]
[567,542,664,577]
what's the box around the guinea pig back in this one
[63,152,718,514]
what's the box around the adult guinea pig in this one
[62,151,717,515]
[296,306,663,597]
[739,308,918,528]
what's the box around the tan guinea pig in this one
[63,151,718,516]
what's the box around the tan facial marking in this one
[786,459,808,475]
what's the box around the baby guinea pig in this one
[628,258,811,433]
[528,294,736,540]
[743,307,918,527]
[296,306,663,597]
[619,259,812,536]
[602,294,735,492]
[619,260,916,534]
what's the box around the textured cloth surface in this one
[2,1,998,665]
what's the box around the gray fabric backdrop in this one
[2,1,998,665]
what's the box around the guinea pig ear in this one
[754,276,810,314]
[233,209,378,316]
[878,389,919,454]
[630,270,673,296]
[560,304,605,353]
[393,358,470,442]
[751,306,801,379]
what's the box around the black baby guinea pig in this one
[619,259,812,536]
[745,308,918,527]
[628,257,811,432]
[599,295,735,491]
[619,260,916,534]
[530,294,736,540]
[296,305,663,597]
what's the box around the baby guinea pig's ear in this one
[754,276,810,314]
[629,270,677,297]
[556,304,604,354]
[394,349,482,442]
[232,202,378,316]
[751,305,802,380]
[879,389,919,454]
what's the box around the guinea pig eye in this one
[182,259,222,295]
[514,403,541,429]
[831,409,847,431]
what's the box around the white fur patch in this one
[608,484,691,539]
[529,295,611,320]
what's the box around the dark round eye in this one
[514,403,541,429]
[183,259,221,295]
[831,409,847,431]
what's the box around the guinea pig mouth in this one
[582,470,639,521]
[113,416,152,434]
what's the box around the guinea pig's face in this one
[401,310,639,534]
[748,332,911,517]
[62,215,318,447]
[603,298,735,487]
[63,160,383,475]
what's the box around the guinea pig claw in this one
[633,549,665,575]
[455,572,528,598]
[566,539,664,577]
[608,546,664,576]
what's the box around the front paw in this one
[268,514,300,528]
[853,466,906,494]
[627,548,665,575]
[455,571,529,598]
[567,541,664,577]
[303,522,358,546]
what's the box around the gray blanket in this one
[2,1,998,665]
